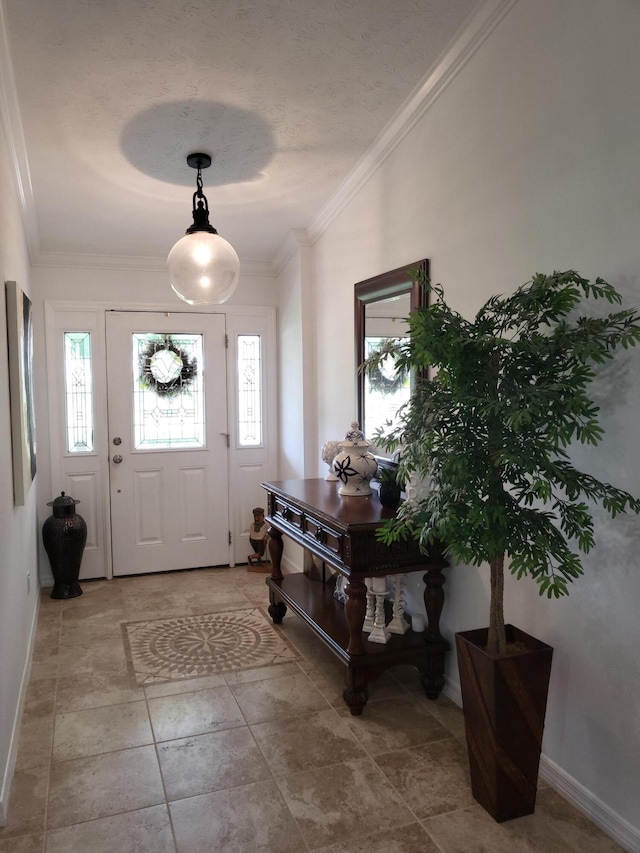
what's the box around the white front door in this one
[106,311,230,576]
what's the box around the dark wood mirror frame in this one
[354,258,429,474]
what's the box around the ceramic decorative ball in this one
[332,421,377,496]
[321,439,342,481]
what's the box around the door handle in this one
[112,454,123,464]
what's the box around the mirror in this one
[355,259,428,459]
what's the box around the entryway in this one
[44,302,277,581]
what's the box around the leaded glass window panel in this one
[64,331,94,453]
[238,335,262,446]
[363,335,410,440]
[133,333,204,450]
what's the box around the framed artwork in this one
[5,281,36,505]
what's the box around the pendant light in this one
[167,153,240,305]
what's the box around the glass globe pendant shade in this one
[168,231,240,305]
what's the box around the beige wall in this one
[0,113,39,823]
[304,0,640,838]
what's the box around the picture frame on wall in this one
[5,281,37,505]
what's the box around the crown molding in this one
[306,0,519,244]
[31,249,275,277]
[271,228,312,276]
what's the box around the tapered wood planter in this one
[456,625,553,823]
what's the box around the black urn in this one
[42,492,87,599]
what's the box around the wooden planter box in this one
[456,625,553,822]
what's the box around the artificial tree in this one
[365,269,640,819]
[368,269,640,653]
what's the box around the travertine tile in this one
[55,671,144,713]
[414,693,467,739]
[15,717,54,770]
[534,787,625,852]
[45,804,176,853]
[423,803,576,852]
[0,765,48,840]
[47,745,164,828]
[223,660,302,686]
[230,670,329,723]
[53,700,153,761]
[21,677,56,721]
[3,567,622,853]
[157,726,271,800]
[0,832,44,853]
[169,780,305,852]
[251,708,366,775]
[375,738,476,818]
[143,672,226,699]
[276,756,414,849]
[313,822,440,853]
[147,685,244,741]
[338,695,451,754]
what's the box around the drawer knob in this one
[282,507,293,522]
[314,528,324,542]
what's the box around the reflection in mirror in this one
[355,260,428,459]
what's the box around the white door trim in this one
[44,300,278,579]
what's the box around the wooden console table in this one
[262,479,449,715]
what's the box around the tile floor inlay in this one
[123,608,299,684]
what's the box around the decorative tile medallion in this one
[122,608,299,684]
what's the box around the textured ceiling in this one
[1,0,483,267]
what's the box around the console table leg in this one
[344,578,367,656]
[268,528,284,581]
[343,669,369,715]
[423,566,445,643]
[419,653,446,699]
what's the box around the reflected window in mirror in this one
[354,260,428,458]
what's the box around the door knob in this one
[112,454,123,464]
[113,436,122,446]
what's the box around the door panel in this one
[106,311,229,576]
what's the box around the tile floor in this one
[0,566,623,852]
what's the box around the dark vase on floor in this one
[42,492,87,599]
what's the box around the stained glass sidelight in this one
[64,332,94,453]
[133,333,204,450]
[237,335,262,446]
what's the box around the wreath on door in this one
[366,341,409,395]
[139,335,198,398]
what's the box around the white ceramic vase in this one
[332,421,377,496]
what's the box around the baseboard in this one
[0,595,40,825]
[539,755,639,853]
[442,675,638,852]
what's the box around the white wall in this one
[306,0,640,841]
[0,112,39,823]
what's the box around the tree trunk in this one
[487,552,506,655]
[485,351,507,655]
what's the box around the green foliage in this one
[367,270,640,603]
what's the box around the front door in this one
[106,311,229,576]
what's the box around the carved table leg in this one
[421,565,447,698]
[423,565,445,643]
[268,527,284,581]
[267,527,287,624]
[343,668,369,715]
[419,653,446,699]
[344,577,367,656]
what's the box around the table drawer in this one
[270,495,344,561]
